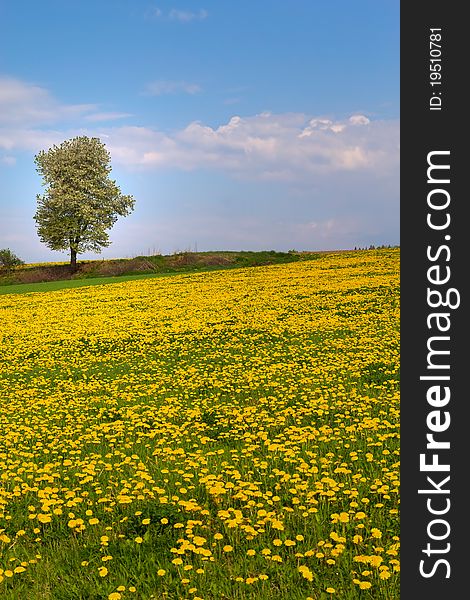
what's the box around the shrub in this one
[0,248,25,270]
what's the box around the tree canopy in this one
[34,136,135,269]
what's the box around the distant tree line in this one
[353,244,399,250]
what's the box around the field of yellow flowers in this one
[0,249,399,600]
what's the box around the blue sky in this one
[0,1,399,262]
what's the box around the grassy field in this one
[0,251,318,289]
[0,273,180,296]
[0,249,400,599]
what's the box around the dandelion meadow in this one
[0,249,400,599]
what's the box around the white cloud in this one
[84,112,133,122]
[0,76,95,126]
[349,114,370,126]
[0,77,398,182]
[168,8,208,22]
[100,112,398,179]
[149,7,208,22]
[144,80,202,96]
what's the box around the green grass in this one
[0,272,177,296]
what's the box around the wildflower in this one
[353,534,363,544]
[37,514,52,524]
[371,528,382,539]
[14,566,26,573]
[298,565,313,581]
[193,536,207,546]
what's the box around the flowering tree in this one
[34,136,135,270]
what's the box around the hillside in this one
[0,250,320,288]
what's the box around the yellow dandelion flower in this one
[371,528,382,539]
[353,535,363,544]
[37,514,52,524]
[193,536,207,546]
[298,565,313,581]
[14,566,26,574]
[380,571,391,580]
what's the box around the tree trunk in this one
[70,247,77,271]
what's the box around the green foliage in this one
[34,136,135,266]
[0,248,24,270]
